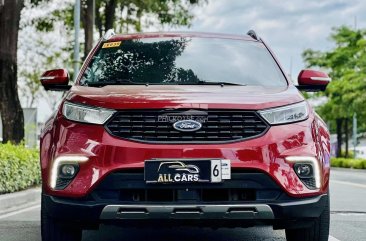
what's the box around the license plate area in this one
[144,159,231,184]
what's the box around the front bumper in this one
[43,193,328,229]
[41,115,330,198]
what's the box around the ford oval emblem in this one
[173,120,202,132]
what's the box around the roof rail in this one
[103,29,115,40]
[247,30,259,40]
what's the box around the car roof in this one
[108,31,258,42]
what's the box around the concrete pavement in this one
[0,187,41,215]
[328,168,366,241]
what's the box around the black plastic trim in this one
[42,193,328,228]
[44,84,72,91]
[296,85,326,92]
[247,30,259,40]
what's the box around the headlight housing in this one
[62,102,115,124]
[258,101,309,125]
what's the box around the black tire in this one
[285,195,330,241]
[41,196,82,241]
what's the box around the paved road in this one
[1,168,365,241]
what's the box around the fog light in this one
[285,156,321,189]
[61,164,76,177]
[50,156,88,189]
[294,163,313,178]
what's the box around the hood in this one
[66,85,304,110]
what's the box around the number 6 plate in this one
[211,159,231,182]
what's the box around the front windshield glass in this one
[80,37,287,87]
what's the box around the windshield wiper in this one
[84,79,245,87]
[85,79,145,87]
[178,81,245,86]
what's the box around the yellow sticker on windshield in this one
[102,41,121,48]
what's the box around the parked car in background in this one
[39,30,331,241]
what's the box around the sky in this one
[170,0,366,79]
[22,0,366,122]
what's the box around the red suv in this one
[40,30,331,241]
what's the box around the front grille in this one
[105,109,269,143]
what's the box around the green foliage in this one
[340,149,355,158]
[33,6,74,32]
[331,157,366,169]
[302,26,366,133]
[95,0,205,34]
[0,143,40,194]
[32,0,205,34]
[19,0,205,107]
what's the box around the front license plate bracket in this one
[144,159,231,184]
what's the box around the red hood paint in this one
[66,85,304,110]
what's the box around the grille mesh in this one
[301,178,317,190]
[105,109,269,143]
[55,178,72,190]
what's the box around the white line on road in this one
[329,235,341,241]
[0,204,40,220]
[332,180,366,189]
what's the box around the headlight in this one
[258,101,309,125]
[62,102,115,124]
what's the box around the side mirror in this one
[296,69,331,92]
[40,69,71,91]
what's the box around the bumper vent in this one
[105,109,269,143]
[55,178,72,190]
[301,178,317,190]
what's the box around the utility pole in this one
[92,0,95,42]
[354,16,358,30]
[353,113,357,158]
[73,0,81,81]
[289,56,293,82]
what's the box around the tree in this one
[82,0,94,57]
[0,0,25,144]
[86,0,204,58]
[303,26,366,157]
[11,0,205,139]
[18,0,74,111]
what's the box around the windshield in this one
[80,37,287,87]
